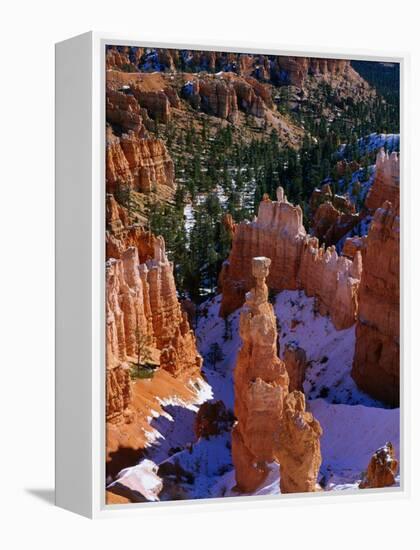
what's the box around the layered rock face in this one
[106,234,202,377]
[365,149,400,212]
[276,391,323,493]
[106,88,175,197]
[182,73,272,122]
[106,89,148,136]
[132,88,171,123]
[283,343,307,392]
[220,187,362,330]
[351,201,400,406]
[106,132,175,194]
[342,235,366,260]
[106,229,203,429]
[106,365,133,423]
[107,46,351,90]
[232,257,289,492]
[359,442,398,489]
[106,47,136,71]
[106,193,129,233]
[182,76,238,123]
[270,57,350,87]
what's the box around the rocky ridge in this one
[106,215,207,471]
[220,187,362,331]
[365,149,400,212]
[107,47,353,89]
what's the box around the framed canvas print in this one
[55,32,407,518]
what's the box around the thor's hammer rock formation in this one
[232,257,289,492]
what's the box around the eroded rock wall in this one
[105,226,204,452]
[106,88,175,197]
[365,150,400,212]
[351,201,400,406]
[220,187,362,330]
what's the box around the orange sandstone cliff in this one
[351,201,400,406]
[365,149,400,212]
[232,257,289,492]
[106,218,207,465]
[220,187,362,330]
[106,87,175,200]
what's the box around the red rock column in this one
[351,201,400,406]
[276,391,323,493]
[232,257,289,492]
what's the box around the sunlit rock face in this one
[220,187,362,330]
[359,442,398,489]
[106,87,175,197]
[182,73,273,122]
[106,133,175,194]
[269,56,351,87]
[232,257,289,492]
[106,227,205,466]
[351,201,400,406]
[276,391,323,494]
[106,46,351,89]
[365,149,400,212]
[106,232,202,379]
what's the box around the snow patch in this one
[108,459,163,501]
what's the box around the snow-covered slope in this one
[339,132,400,157]
[110,290,400,501]
[310,399,400,489]
[274,290,383,407]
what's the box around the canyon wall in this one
[106,230,202,382]
[182,73,271,122]
[106,133,175,194]
[351,201,400,406]
[232,257,289,492]
[106,46,352,90]
[220,187,362,330]
[269,56,350,87]
[365,150,400,212]
[106,220,205,460]
[106,88,175,197]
